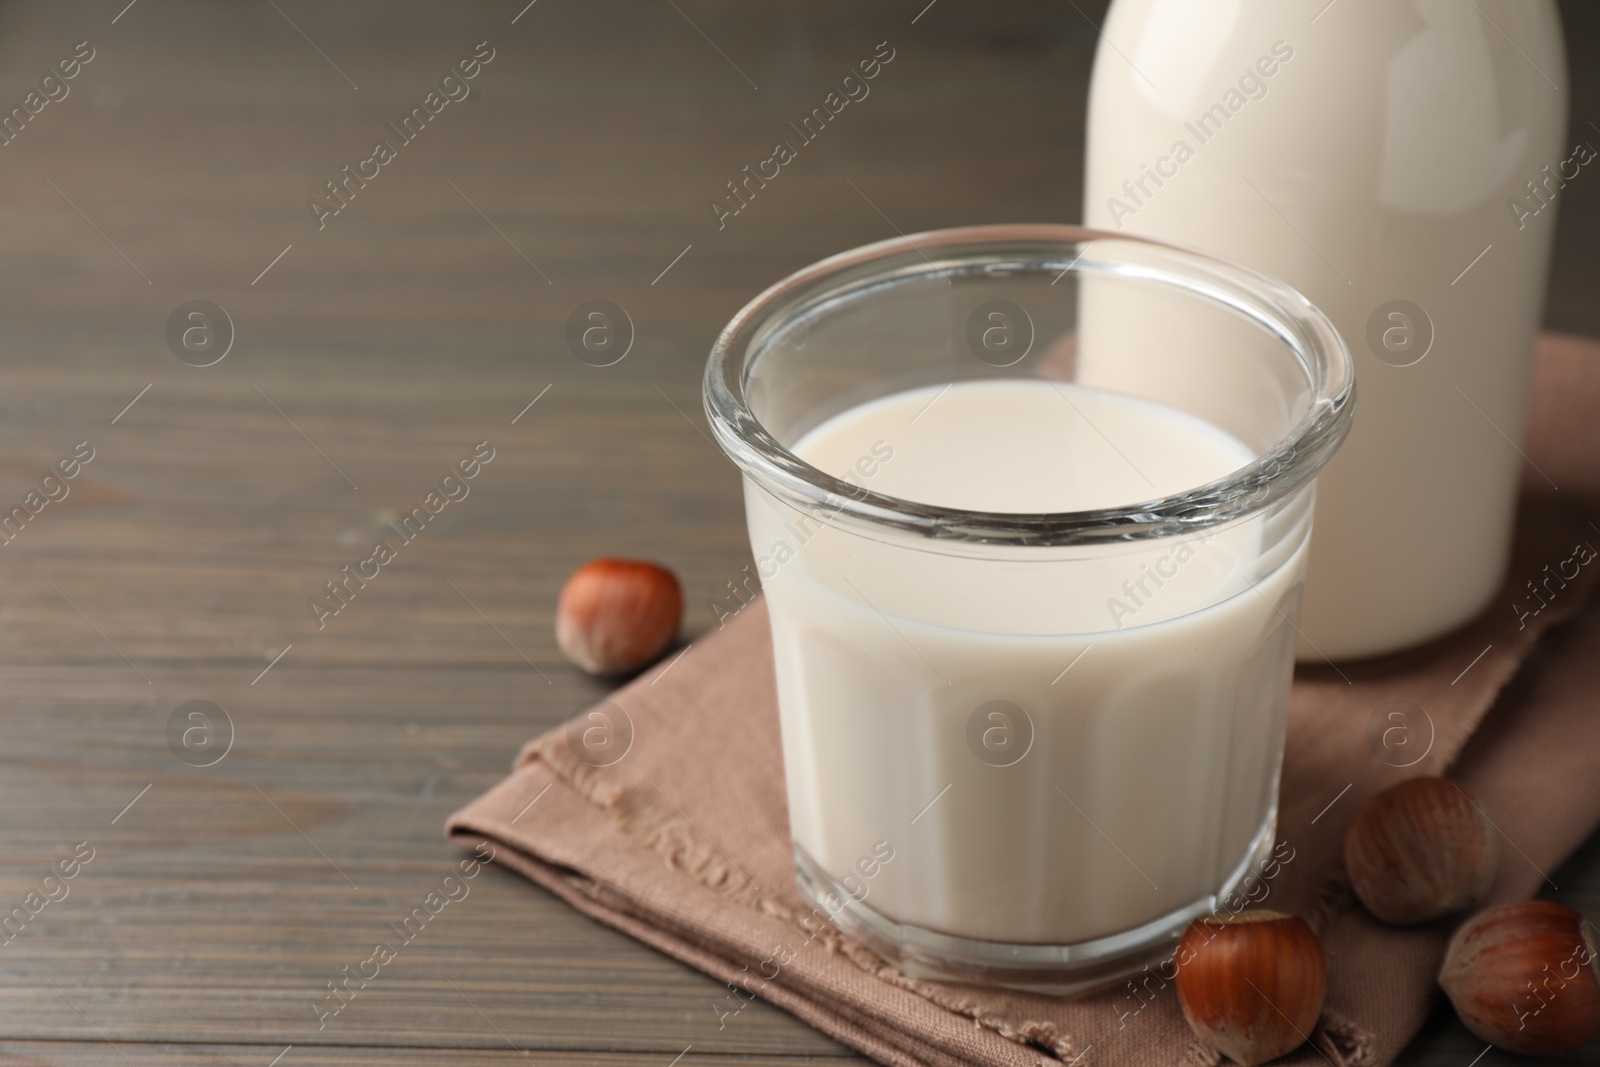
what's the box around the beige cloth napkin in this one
[449,334,1600,1067]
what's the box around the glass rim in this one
[702,223,1355,547]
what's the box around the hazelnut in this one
[1175,909,1327,1067]
[1344,777,1499,925]
[555,558,683,675]
[1440,901,1600,1055]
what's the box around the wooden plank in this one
[0,665,850,1057]
[0,1044,853,1066]
[0,374,751,670]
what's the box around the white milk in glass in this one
[752,378,1303,946]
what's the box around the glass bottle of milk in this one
[1082,0,1569,660]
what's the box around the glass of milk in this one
[703,225,1353,991]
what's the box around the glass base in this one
[792,817,1278,996]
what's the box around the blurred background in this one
[0,1,1595,1064]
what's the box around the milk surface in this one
[754,379,1304,945]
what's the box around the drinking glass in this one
[703,225,1354,990]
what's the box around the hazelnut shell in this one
[1440,900,1600,1056]
[555,558,683,675]
[1175,909,1327,1067]
[1344,777,1499,925]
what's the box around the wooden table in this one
[1,1,1596,1064]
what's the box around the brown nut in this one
[1343,777,1499,925]
[555,558,683,675]
[1175,909,1327,1067]
[1440,901,1600,1056]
